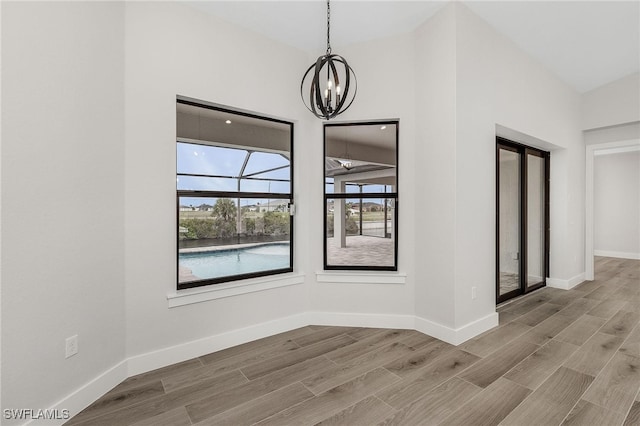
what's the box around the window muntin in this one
[177,98,293,289]
[324,121,399,270]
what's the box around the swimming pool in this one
[179,243,290,282]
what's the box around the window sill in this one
[316,271,406,284]
[167,272,305,308]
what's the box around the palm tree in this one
[212,199,237,237]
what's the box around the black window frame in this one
[323,120,399,271]
[176,97,294,290]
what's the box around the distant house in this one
[259,200,288,213]
[179,205,195,212]
[198,204,214,212]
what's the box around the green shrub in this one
[179,218,216,239]
[263,211,289,235]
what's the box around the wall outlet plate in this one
[65,335,78,358]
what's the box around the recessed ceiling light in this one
[380,125,387,130]
[225,119,232,124]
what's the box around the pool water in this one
[179,243,290,281]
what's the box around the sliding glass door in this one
[497,146,522,300]
[496,138,549,303]
[526,152,548,289]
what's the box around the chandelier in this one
[301,0,357,120]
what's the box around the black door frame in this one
[496,137,550,304]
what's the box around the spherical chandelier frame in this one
[300,53,357,120]
[300,0,357,120]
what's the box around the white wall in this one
[594,151,640,258]
[306,32,417,319]
[583,72,640,130]
[124,2,312,361]
[415,3,584,330]
[585,122,640,146]
[582,73,640,277]
[413,4,458,329]
[1,1,126,418]
[1,0,4,411]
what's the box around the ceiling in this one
[326,122,397,150]
[187,0,639,93]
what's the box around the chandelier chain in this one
[326,0,331,54]
[301,0,357,119]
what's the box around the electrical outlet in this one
[472,286,477,300]
[65,335,78,358]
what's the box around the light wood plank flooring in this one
[66,257,640,425]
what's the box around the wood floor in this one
[66,257,640,425]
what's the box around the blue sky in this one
[178,142,290,208]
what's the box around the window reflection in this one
[324,122,398,270]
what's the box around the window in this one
[177,97,293,289]
[324,121,399,270]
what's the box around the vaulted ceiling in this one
[188,0,639,93]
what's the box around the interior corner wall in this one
[1,1,126,418]
[594,151,640,258]
[582,72,640,130]
[123,2,311,362]
[305,32,418,319]
[412,5,458,328]
[452,4,584,325]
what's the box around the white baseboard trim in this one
[127,312,309,377]
[306,311,416,330]
[45,310,500,424]
[30,360,128,426]
[594,250,640,260]
[414,312,499,345]
[547,272,586,290]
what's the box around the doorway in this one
[496,138,550,304]
[585,139,640,280]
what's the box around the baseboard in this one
[594,250,640,260]
[414,312,499,345]
[306,311,416,330]
[547,272,586,290]
[44,310,498,424]
[28,360,128,426]
[127,312,309,377]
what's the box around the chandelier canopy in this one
[301,0,357,120]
